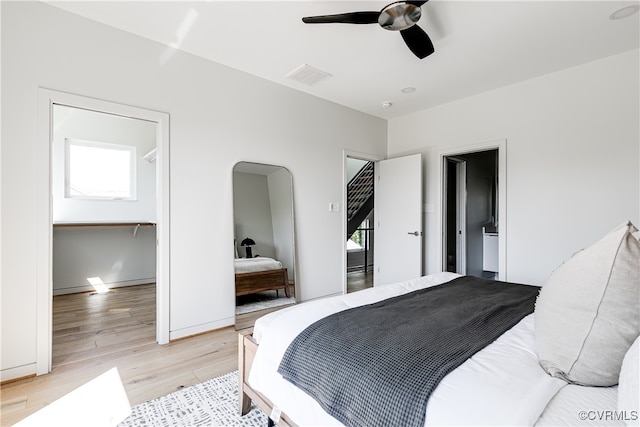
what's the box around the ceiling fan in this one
[302,1,434,59]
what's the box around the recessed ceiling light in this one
[401,87,416,94]
[381,101,393,108]
[609,5,640,20]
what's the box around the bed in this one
[235,257,290,298]
[238,222,639,427]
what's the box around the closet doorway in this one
[51,105,158,367]
[36,89,170,375]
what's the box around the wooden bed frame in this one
[235,268,290,298]
[238,329,297,427]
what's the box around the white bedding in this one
[248,272,617,426]
[535,385,622,426]
[234,256,282,274]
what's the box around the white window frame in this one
[65,138,137,200]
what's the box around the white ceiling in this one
[46,1,640,119]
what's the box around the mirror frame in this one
[232,161,297,317]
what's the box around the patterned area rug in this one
[118,371,268,427]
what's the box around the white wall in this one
[268,169,295,282]
[53,226,156,294]
[346,158,369,182]
[1,2,386,380]
[233,172,277,258]
[388,50,640,285]
[52,104,157,223]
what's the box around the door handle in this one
[407,231,421,236]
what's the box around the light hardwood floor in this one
[52,284,157,368]
[0,285,274,426]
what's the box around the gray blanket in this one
[277,275,540,427]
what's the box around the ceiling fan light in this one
[378,2,422,31]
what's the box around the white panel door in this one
[374,154,422,286]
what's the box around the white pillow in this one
[535,221,640,386]
[618,335,640,426]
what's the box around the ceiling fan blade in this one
[302,11,379,25]
[400,25,434,59]
[405,1,429,6]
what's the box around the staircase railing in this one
[347,161,374,239]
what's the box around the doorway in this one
[346,157,375,293]
[344,152,423,292]
[442,146,503,279]
[36,89,170,375]
[51,105,158,366]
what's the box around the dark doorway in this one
[444,149,498,279]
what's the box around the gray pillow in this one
[535,221,640,386]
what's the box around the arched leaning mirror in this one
[233,162,296,328]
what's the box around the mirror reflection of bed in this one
[233,162,296,329]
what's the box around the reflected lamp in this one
[241,238,256,258]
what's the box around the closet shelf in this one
[53,222,155,228]
[53,222,155,238]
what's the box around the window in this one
[65,139,136,200]
[348,218,371,251]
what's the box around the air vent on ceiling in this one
[286,64,332,86]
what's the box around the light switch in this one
[424,203,434,213]
[329,202,340,212]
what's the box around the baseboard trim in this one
[169,317,234,341]
[53,278,156,296]
[1,363,36,383]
